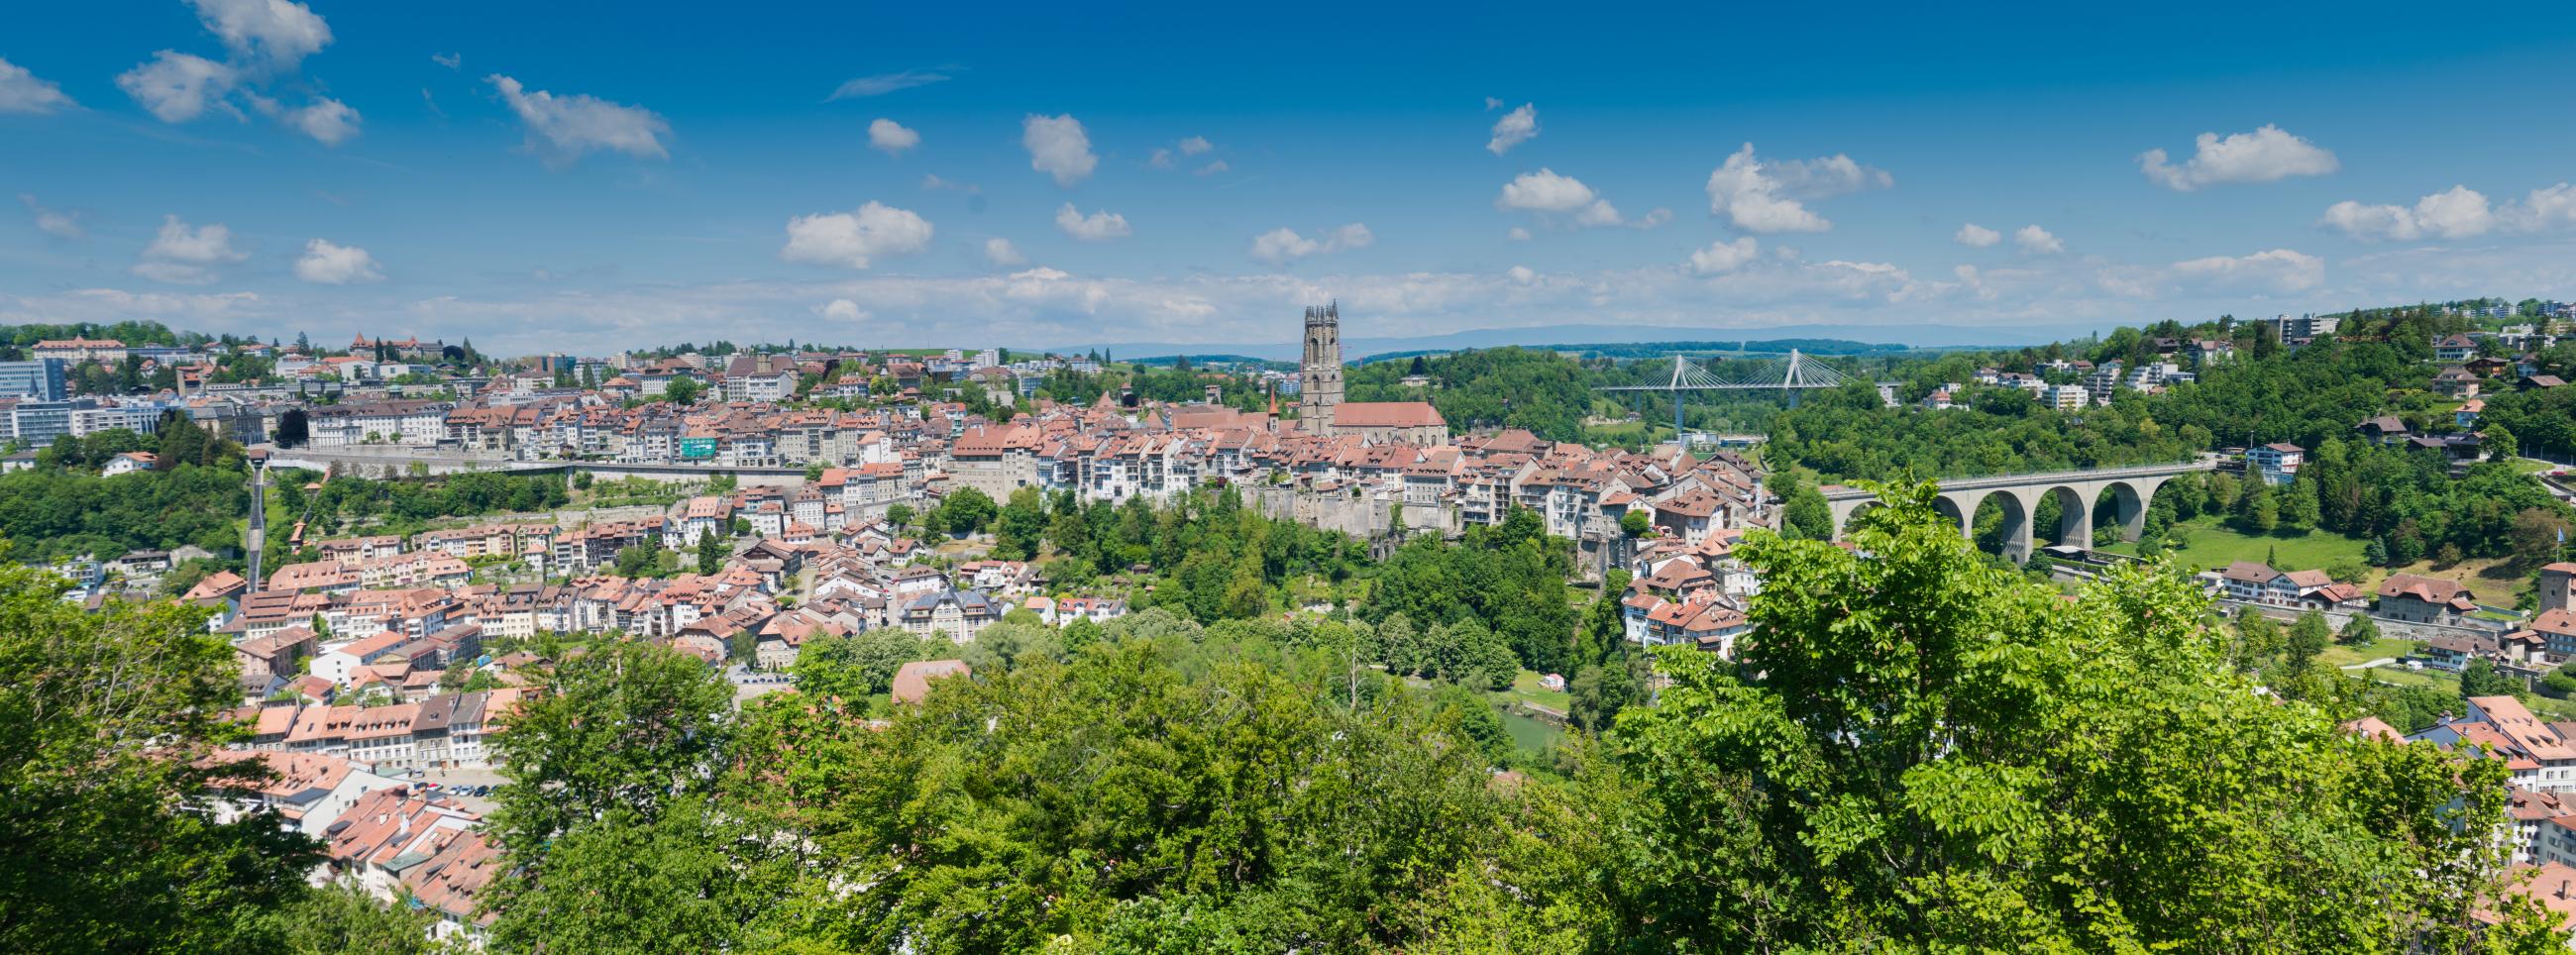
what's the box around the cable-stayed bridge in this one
[1593,349,1866,436]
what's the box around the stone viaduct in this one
[1821,460,2218,563]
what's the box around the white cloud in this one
[188,0,333,69]
[1054,203,1130,242]
[779,201,934,269]
[1955,223,2001,247]
[1507,265,1536,284]
[1180,136,1212,156]
[868,117,919,156]
[2319,185,2501,242]
[1195,159,1229,176]
[983,237,1025,266]
[0,57,75,114]
[1148,148,1173,169]
[1496,167,1596,213]
[2138,124,2338,191]
[19,194,82,239]
[827,68,951,100]
[817,298,866,321]
[1483,96,1504,110]
[1573,199,1624,227]
[1021,114,1097,187]
[134,214,249,283]
[1765,154,1894,198]
[487,74,671,164]
[253,94,359,145]
[1688,237,1760,274]
[1505,226,1532,241]
[2520,184,2576,231]
[1250,223,1372,265]
[293,238,381,283]
[1704,144,1884,234]
[118,52,238,123]
[431,52,461,69]
[2014,224,2064,254]
[1486,103,1538,155]
[920,174,979,194]
[2168,248,2324,293]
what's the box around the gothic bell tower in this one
[1298,302,1343,431]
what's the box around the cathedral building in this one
[1296,302,1449,445]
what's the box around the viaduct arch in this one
[1820,460,2218,563]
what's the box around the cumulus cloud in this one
[1496,168,1631,227]
[2014,224,2064,254]
[1152,136,1217,170]
[983,238,1025,266]
[188,0,333,69]
[253,93,359,146]
[1765,153,1894,197]
[431,52,461,69]
[1054,203,1130,242]
[817,298,866,321]
[487,74,671,164]
[1688,237,1760,274]
[1486,103,1537,155]
[134,214,249,283]
[920,174,979,194]
[779,201,933,269]
[827,68,951,100]
[19,194,82,239]
[293,238,381,283]
[1195,160,1229,176]
[1955,223,2001,247]
[118,52,239,123]
[0,57,75,114]
[2320,185,2502,242]
[114,1,360,144]
[1022,114,1097,187]
[868,117,919,156]
[2168,248,2324,293]
[2139,124,2338,191]
[1249,223,1372,265]
[1505,226,1532,241]
[1705,144,1887,233]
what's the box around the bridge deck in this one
[1818,460,2215,500]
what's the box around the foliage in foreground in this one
[466,483,2563,953]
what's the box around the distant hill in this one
[1050,321,2078,364]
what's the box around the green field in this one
[2316,636,2418,670]
[2099,515,2368,573]
[1497,709,1564,758]
[1498,669,1571,711]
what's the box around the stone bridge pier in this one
[1822,461,2212,563]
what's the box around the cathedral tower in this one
[1298,302,1343,431]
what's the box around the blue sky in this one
[5,1,2576,355]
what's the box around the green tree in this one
[663,376,701,405]
[696,528,723,575]
[1600,481,2541,951]
[0,561,321,953]
[2336,613,2382,647]
[885,502,915,533]
[486,641,733,865]
[1619,508,1653,537]
[2287,610,2332,671]
[939,486,998,536]
[485,796,778,955]
[793,628,929,701]
[2462,657,2523,701]
[1782,485,1832,541]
